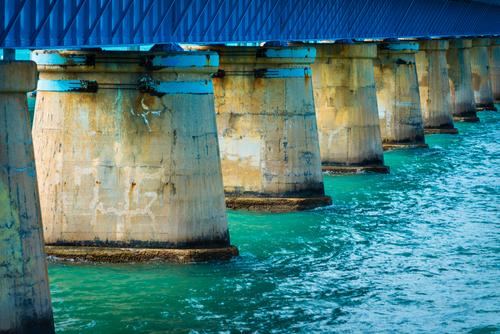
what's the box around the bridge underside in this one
[1,0,499,49]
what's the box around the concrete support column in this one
[489,38,500,103]
[447,39,479,122]
[311,42,388,174]
[0,61,55,333]
[416,40,458,134]
[205,45,331,212]
[471,38,497,111]
[31,50,237,262]
[374,42,428,150]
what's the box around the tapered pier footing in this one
[311,42,388,174]
[375,42,428,149]
[447,39,480,122]
[416,40,459,134]
[201,45,331,211]
[0,60,55,333]
[32,50,236,261]
[471,38,497,111]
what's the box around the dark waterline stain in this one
[48,109,500,333]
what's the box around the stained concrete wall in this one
[32,51,230,249]
[416,40,457,133]
[374,42,426,148]
[447,39,478,122]
[490,38,500,102]
[311,43,386,170]
[208,46,326,202]
[471,38,496,110]
[0,61,54,333]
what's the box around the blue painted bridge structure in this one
[1,0,500,49]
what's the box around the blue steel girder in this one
[0,0,499,48]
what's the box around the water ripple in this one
[49,110,500,333]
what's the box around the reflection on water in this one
[49,110,500,333]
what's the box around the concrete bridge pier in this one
[374,42,428,150]
[31,50,237,262]
[447,39,479,122]
[416,40,458,134]
[204,45,331,212]
[490,38,500,103]
[311,42,389,173]
[0,60,55,333]
[471,38,497,111]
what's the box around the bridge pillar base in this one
[311,43,388,174]
[0,61,54,333]
[225,196,332,212]
[32,50,236,261]
[204,45,330,212]
[447,39,479,122]
[471,38,496,111]
[475,104,498,112]
[453,115,480,122]
[322,164,390,174]
[374,42,427,149]
[46,245,239,263]
[416,40,458,134]
[382,143,429,151]
[424,127,459,135]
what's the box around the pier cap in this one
[32,50,219,73]
[0,61,37,92]
[195,45,316,66]
[379,42,420,53]
[419,40,449,51]
[308,42,377,59]
[448,39,473,49]
[490,38,500,46]
[472,38,491,47]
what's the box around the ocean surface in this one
[48,109,500,333]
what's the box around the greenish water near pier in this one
[49,110,500,333]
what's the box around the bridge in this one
[1,1,500,333]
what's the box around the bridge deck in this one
[1,0,499,49]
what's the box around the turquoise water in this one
[49,110,500,333]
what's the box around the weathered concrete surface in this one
[416,40,458,134]
[199,45,330,211]
[0,61,54,334]
[490,38,500,103]
[374,42,428,150]
[447,39,479,122]
[32,50,236,260]
[46,245,239,263]
[311,43,388,173]
[471,38,497,111]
